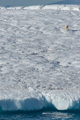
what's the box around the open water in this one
[50,0,80,5]
[0,111,80,120]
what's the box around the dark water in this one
[0,111,80,120]
[0,0,80,7]
[51,0,80,5]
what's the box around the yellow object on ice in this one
[64,25,69,31]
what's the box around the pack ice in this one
[0,5,80,112]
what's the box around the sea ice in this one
[0,5,80,112]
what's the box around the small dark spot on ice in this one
[68,62,71,64]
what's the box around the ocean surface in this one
[51,0,80,5]
[0,111,80,120]
[0,0,80,7]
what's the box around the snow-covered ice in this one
[0,5,80,112]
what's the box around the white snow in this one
[0,5,80,111]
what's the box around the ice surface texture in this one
[0,5,80,112]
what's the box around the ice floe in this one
[0,5,80,112]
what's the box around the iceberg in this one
[0,5,80,112]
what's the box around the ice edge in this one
[0,93,80,112]
[0,5,80,11]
